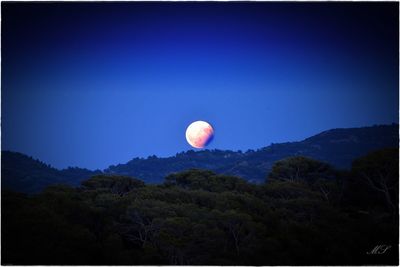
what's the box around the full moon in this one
[185,121,214,148]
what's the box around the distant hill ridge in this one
[1,151,102,193]
[2,124,398,193]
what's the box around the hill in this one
[2,124,398,192]
[1,151,101,193]
[104,124,398,183]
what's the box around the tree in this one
[158,217,192,264]
[268,156,335,185]
[311,178,342,203]
[117,198,176,250]
[212,209,255,257]
[351,148,398,213]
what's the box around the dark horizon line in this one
[1,122,398,172]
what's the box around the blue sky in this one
[2,2,398,169]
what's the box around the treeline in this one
[2,148,398,265]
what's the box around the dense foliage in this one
[2,148,398,265]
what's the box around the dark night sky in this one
[1,2,398,170]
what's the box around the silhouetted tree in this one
[268,156,335,185]
[351,148,398,213]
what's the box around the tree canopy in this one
[2,149,398,265]
[267,156,335,184]
[82,175,145,195]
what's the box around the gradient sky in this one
[2,2,398,170]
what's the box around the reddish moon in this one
[185,121,214,148]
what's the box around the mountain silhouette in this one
[105,124,398,183]
[2,124,398,193]
[1,152,102,193]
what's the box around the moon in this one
[185,121,214,148]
